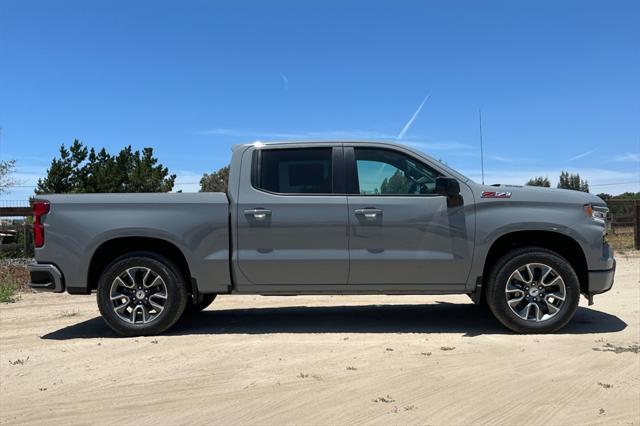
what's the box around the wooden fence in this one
[606,199,640,250]
[0,207,32,217]
[1,206,34,256]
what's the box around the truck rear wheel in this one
[96,252,188,336]
[485,247,580,333]
[184,294,216,314]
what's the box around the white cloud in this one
[612,153,640,163]
[488,155,513,162]
[405,141,474,152]
[197,128,256,138]
[197,128,399,140]
[172,170,204,193]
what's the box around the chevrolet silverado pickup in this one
[29,141,616,336]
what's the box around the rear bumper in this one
[29,263,65,293]
[587,259,616,295]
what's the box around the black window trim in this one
[345,146,447,197]
[250,146,346,196]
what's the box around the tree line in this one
[524,173,639,200]
[525,172,589,192]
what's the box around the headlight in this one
[584,204,608,224]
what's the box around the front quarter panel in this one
[466,185,608,290]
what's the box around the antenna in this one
[478,108,485,185]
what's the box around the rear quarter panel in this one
[35,193,230,294]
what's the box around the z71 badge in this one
[481,191,512,199]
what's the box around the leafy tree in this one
[0,159,16,194]
[557,171,589,192]
[36,140,176,194]
[200,165,229,192]
[526,176,551,187]
[380,170,411,194]
[596,193,612,201]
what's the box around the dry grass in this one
[608,231,635,251]
[0,260,31,303]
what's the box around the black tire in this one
[486,247,580,334]
[96,252,188,337]
[184,294,216,314]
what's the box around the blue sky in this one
[1,0,639,199]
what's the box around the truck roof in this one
[231,140,470,182]
[233,140,408,150]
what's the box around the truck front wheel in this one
[96,252,188,336]
[486,247,580,333]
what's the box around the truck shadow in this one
[42,303,626,340]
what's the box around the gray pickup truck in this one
[29,141,615,336]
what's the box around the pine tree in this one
[36,143,75,193]
[557,171,589,193]
[36,140,176,194]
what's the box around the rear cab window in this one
[252,148,334,194]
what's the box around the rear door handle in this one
[244,208,272,220]
[354,208,383,220]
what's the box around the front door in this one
[345,146,473,286]
[235,145,349,286]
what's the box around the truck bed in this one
[33,193,231,295]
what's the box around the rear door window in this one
[254,148,333,194]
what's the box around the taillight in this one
[33,201,50,248]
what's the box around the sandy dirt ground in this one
[1,254,639,426]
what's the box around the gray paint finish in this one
[32,140,615,298]
[346,195,473,286]
[35,193,231,293]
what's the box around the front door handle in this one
[354,208,383,220]
[244,208,272,220]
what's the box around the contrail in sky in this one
[567,149,596,162]
[397,94,430,140]
[280,73,289,90]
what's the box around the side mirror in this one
[436,177,460,197]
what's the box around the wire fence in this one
[0,200,31,208]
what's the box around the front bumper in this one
[587,258,616,295]
[29,263,65,293]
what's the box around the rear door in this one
[345,145,473,287]
[235,145,349,287]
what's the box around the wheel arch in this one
[482,230,588,294]
[87,236,193,293]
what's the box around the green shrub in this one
[0,280,20,303]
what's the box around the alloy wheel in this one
[109,267,168,324]
[504,262,566,322]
